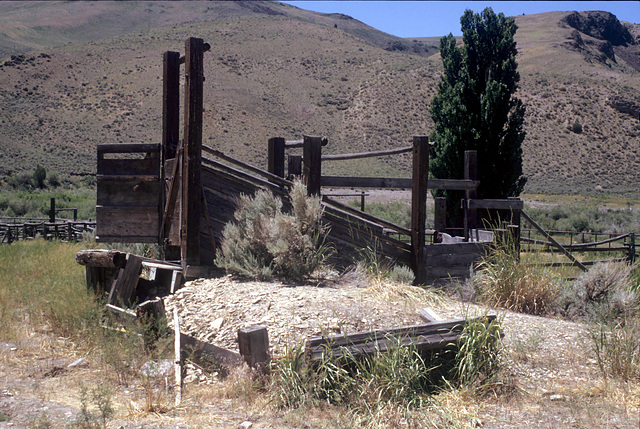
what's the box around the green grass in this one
[0,239,96,340]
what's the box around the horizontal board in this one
[321,176,412,189]
[467,199,523,210]
[426,252,484,267]
[97,179,161,206]
[96,206,159,241]
[427,265,475,279]
[425,242,490,257]
[97,158,160,176]
[97,143,161,154]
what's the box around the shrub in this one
[559,262,639,322]
[473,242,560,315]
[215,181,331,281]
[571,120,583,134]
[33,165,47,188]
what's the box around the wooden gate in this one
[95,143,161,243]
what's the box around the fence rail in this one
[0,219,95,244]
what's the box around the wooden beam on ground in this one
[76,250,127,269]
[305,316,496,362]
[418,308,442,323]
[521,210,587,272]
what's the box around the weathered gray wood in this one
[464,151,478,241]
[321,145,412,161]
[76,250,127,268]
[97,159,160,177]
[180,331,242,369]
[203,145,293,188]
[305,316,496,361]
[434,197,446,236]
[105,303,137,326]
[284,138,328,148]
[173,308,182,406]
[96,206,159,243]
[322,195,410,236]
[108,254,143,306]
[419,308,442,323]
[238,325,270,374]
[97,178,161,206]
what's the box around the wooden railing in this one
[0,218,95,244]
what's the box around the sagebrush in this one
[215,181,331,281]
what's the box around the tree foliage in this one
[430,8,527,225]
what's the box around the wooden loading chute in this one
[94,37,523,284]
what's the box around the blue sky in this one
[283,1,640,37]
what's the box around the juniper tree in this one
[430,8,527,227]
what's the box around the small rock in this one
[68,358,89,369]
[239,421,253,429]
[141,359,173,378]
[212,317,225,330]
[549,394,569,402]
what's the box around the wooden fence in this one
[0,218,95,243]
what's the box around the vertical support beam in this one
[628,232,636,263]
[434,197,446,236]
[464,150,478,241]
[267,137,286,178]
[162,51,181,258]
[49,197,55,223]
[411,136,430,285]
[360,191,366,212]
[181,38,207,267]
[162,51,181,162]
[287,155,302,179]
[303,135,322,196]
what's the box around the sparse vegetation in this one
[215,181,331,281]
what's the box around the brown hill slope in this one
[0,4,638,195]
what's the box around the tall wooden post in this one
[434,197,446,237]
[267,137,286,178]
[288,155,302,179]
[161,51,181,257]
[303,135,322,196]
[411,136,430,285]
[181,38,208,268]
[49,197,56,223]
[464,150,478,241]
[162,51,181,162]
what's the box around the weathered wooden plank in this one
[425,242,490,257]
[97,178,161,206]
[321,146,412,161]
[321,176,412,189]
[427,265,475,279]
[97,143,161,155]
[76,250,127,268]
[467,199,524,210]
[97,158,159,176]
[203,145,293,188]
[322,196,410,236]
[521,210,587,272]
[96,206,159,241]
[411,136,430,285]
[238,325,270,374]
[305,316,496,361]
[108,254,143,306]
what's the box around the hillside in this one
[0,3,638,195]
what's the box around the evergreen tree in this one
[430,8,526,226]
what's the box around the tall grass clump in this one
[0,239,99,340]
[472,240,560,315]
[215,181,331,281]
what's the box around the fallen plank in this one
[305,315,496,362]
